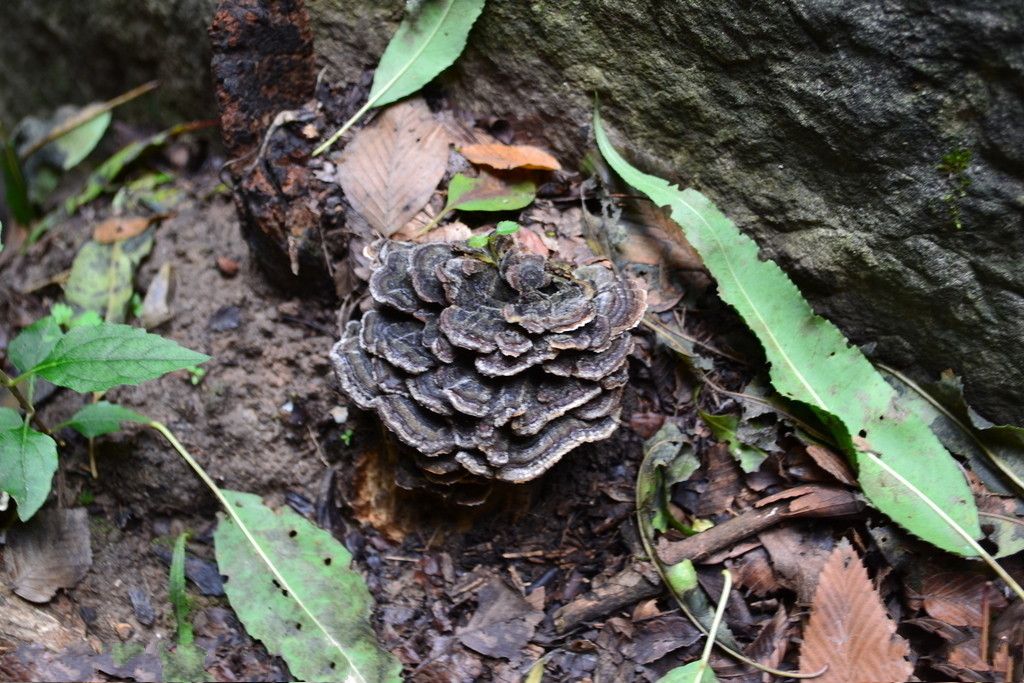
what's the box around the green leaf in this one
[46,110,111,171]
[312,0,484,156]
[61,401,149,439]
[28,322,210,393]
[445,172,536,213]
[0,408,23,430]
[369,0,485,108]
[214,490,401,683]
[1,137,34,225]
[50,303,74,327]
[658,661,719,683]
[64,231,154,323]
[595,108,981,556]
[699,411,769,473]
[8,316,63,373]
[465,234,489,248]
[64,121,205,216]
[0,425,58,521]
[494,220,520,235]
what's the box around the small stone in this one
[216,256,240,277]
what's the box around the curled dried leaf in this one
[460,143,562,171]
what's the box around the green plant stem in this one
[694,570,732,683]
[311,100,373,157]
[147,421,369,683]
[857,445,1024,601]
[0,368,53,437]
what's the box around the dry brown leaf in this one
[92,215,161,244]
[804,444,858,486]
[799,539,913,683]
[336,98,448,236]
[920,571,1003,627]
[460,143,561,171]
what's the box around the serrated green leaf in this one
[445,172,535,213]
[214,490,401,683]
[595,108,980,556]
[0,426,57,521]
[8,316,63,373]
[0,408,23,430]
[369,0,484,108]
[699,411,769,473]
[61,401,149,439]
[28,322,209,393]
[64,231,154,323]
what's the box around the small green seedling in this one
[0,313,209,521]
[466,220,521,251]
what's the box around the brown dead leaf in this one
[460,143,561,171]
[92,215,162,244]
[728,546,779,596]
[804,444,857,486]
[3,508,92,603]
[337,98,448,236]
[799,539,913,683]
[745,605,792,681]
[920,571,1004,627]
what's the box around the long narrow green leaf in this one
[312,0,485,156]
[595,108,980,555]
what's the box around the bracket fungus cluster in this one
[330,239,647,487]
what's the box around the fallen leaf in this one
[140,262,173,329]
[64,229,154,322]
[336,98,449,236]
[3,508,92,603]
[920,571,1003,627]
[804,444,857,486]
[444,170,536,214]
[458,578,544,660]
[460,143,561,171]
[92,215,162,244]
[799,539,913,683]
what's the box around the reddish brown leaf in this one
[92,215,160,244]
[799,539,913,683]
[804,444,857,486]
[336,98,449,236]
[920,571,1003,627]
[459,143,561,171]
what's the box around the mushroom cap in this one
[331,240,647,484]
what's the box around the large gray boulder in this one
[3,0,1022,424]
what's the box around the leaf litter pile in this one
[2,7,1024,683]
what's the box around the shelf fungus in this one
[330,239,647,487]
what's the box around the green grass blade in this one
[595,107,980,556]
